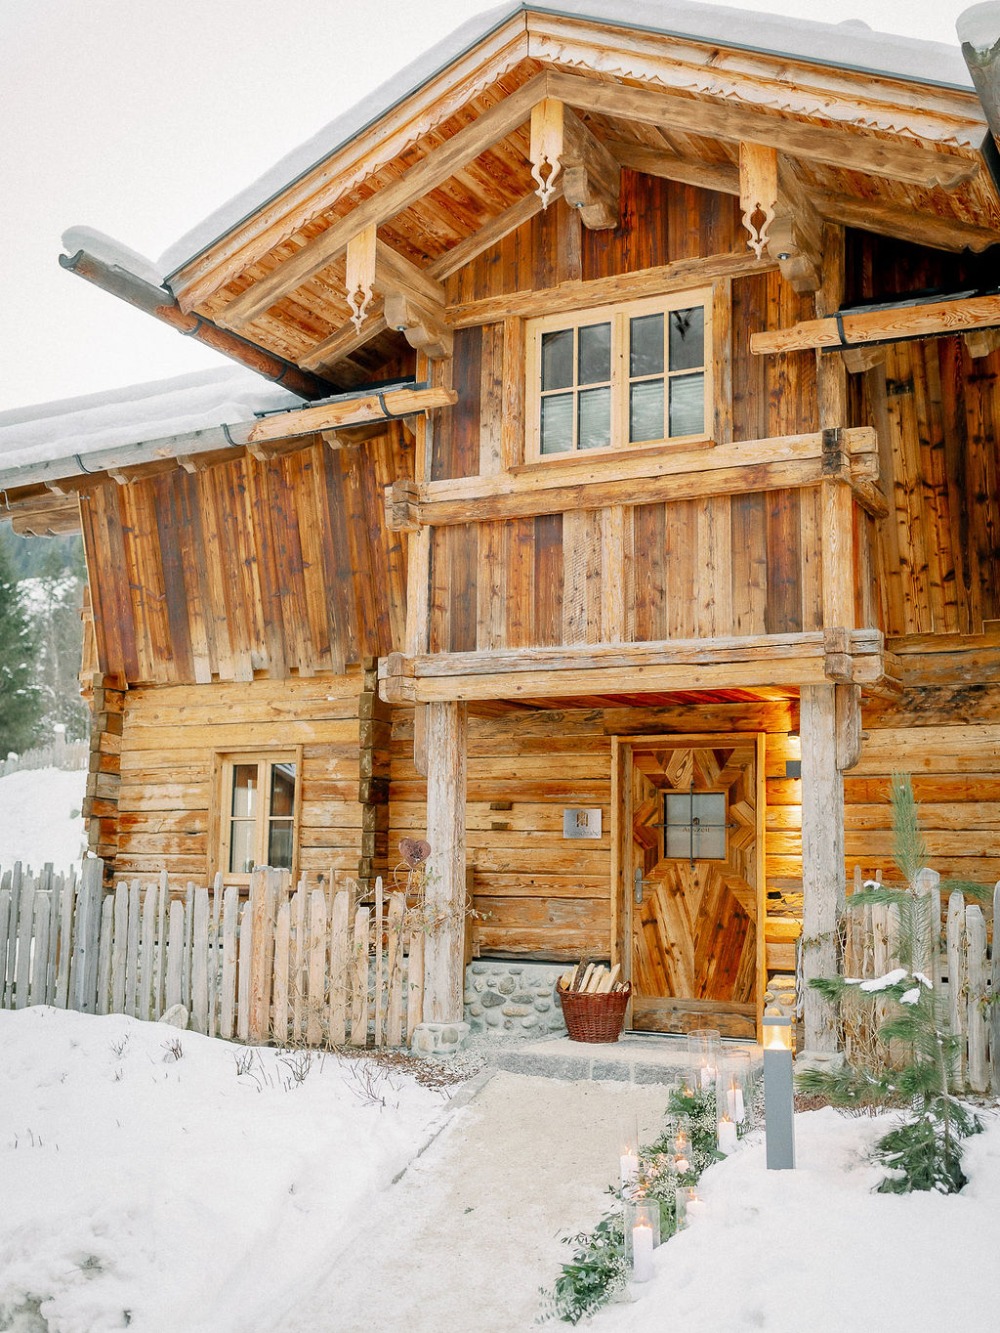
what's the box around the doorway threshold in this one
[486,1032,760,1086]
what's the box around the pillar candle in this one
[632,1222,654,1282]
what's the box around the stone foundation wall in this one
[464,960,568,1038]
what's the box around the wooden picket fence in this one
[843,867,998,1094]
[0,860,424,1048]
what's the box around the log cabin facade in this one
[3,0,1000,1051]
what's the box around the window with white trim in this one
[216,752,299,883]
[525,289,711,459]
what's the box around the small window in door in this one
[663,791,728,862]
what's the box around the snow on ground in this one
[0,1008,448,1333]
[1,1005,998,1333]
[0,768,85,874]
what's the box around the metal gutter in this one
[60,248,340,401]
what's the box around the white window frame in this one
[524,287,713,462]
[213,748,302,886]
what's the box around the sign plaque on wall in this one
[563,808,602,839]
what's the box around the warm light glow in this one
[763,1017,793,1051]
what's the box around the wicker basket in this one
[558,983,632,1043]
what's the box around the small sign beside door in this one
[563,808,602,839]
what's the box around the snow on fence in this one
[842,867,998,1095]
[0,735,88,777]
[0,861,424,1048]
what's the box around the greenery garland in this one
[538,1083,730,1324]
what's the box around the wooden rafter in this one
[545,72,979,189]
[751,292,1000,356]
[214,72,550,330]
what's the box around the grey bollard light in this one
[763,1013,796,1170]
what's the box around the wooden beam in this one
[964,327,1000,359]
[771,155,823,294]
[752,291,1000,356]
[799,683,844,1053]
[5,494,80,536]
[560,105,620,229]
[422,701,468,1024]
[446,249,775,327]
[383,293,453,361]
[216,71,550,330]
[609,140,739,195]
[813,189,1000,254]
[379,629,889,704]
[546,71,978,189]
[386,426,880,528]
[243,385,457,445]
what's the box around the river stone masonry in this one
[464,960,568,1037]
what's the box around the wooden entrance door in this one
[619,735,763,1039]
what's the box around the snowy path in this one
[270,1071,671,1333]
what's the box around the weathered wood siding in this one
[114,675,365,885]
[81,431,408,686]
[390,699,796,962]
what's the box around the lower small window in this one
[217,752,300,883]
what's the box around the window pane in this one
[229,819,256,874]
[578,322,611,386]
[268,820,294,870]
[630,379,664,443]
[231,764,257,819]
[578,387,611,451]
[270,763,296,818]
[541,394,574,454]
[541,329,574,390]
[692,793,727,860]
[669,307,704,371]
[630,313,664,377]
[669,373,705,437]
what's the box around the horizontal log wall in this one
[114,674,366,886]
[80,430,408,686]
[389,699,797,963]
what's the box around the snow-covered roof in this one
[0,367,303,476]
[158,0,976,282]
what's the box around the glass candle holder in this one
[674,1184,704,1230]
[687,1027,721,1091]
[624,1199,660,1282]
[672,1122,692,1175]
[720,1049,751,1127]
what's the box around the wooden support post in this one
[799,684,844,1052]
[421,701,468,1028]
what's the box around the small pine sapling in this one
[798,775,982,1193]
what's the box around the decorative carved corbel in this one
[529,98,619,227]
[529,98,564,208]
[345,223,377,332]
[739,142,777,260]
[383,292,453,361]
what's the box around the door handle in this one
[634,867,644,905]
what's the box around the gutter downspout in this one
[59,248,338,401]
[959,4,1000,192]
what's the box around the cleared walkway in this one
[268,1069,676,1333]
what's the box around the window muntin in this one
[528,290,711,460]
[218,752,299,883]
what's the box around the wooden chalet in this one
[3,0,1000,1053]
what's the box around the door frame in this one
[610,732,767,1040]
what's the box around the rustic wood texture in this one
[79,431,409,686]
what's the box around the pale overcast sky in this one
[0,0,983,413]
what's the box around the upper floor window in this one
[216,751,299,884]
[526,289,711,460]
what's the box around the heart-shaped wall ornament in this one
[399,837,431,868]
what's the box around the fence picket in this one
[46,879,62,1003]
[97,894,113,1015]
[54,877,73,1009]
[111,884,128,1013]
[182,885,195,1010]
[139,882,157,1021]
[373,876,384,1048]
[966,905,989,1094]
[329,889,349,1046]
[15,875,36,1009]
[407,928,424,1040]
[192,889,210,1034]
[307,890,327,1047]
[248,869,274,1045]
[220,886,239,1040]
[351,906,369,1047]
[154,870,168,1017]
[5,864,22,1008]
[992,883,1000,1096]
[291,884,307,1044]
[237,901,251,1043]
[0,887,10,1005]
[75,859,103,1013]
[30,891,50,1007]
[386,893,405,1048]
[166,900,185,1011]
[125,882,141,1018]
[209,873,223,1038]
[272,898,291,1045]
[946,892,967,1088]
